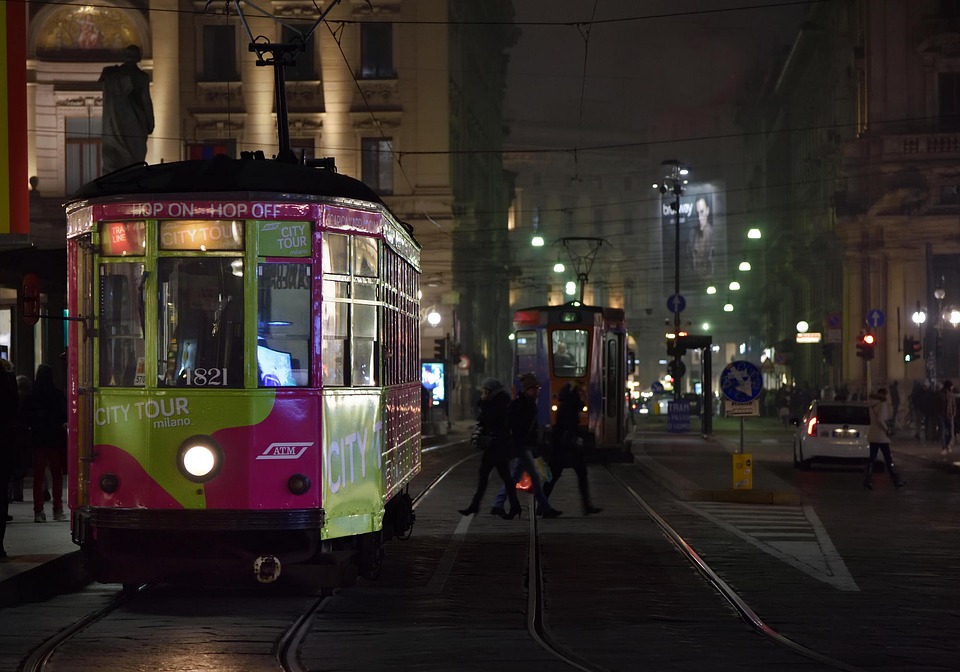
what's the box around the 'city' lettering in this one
[326,421,383,494]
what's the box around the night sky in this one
[504,0,809,182]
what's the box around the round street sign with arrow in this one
[720,360,762,403]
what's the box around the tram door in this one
[74,235,95,507]
[601,331,626,445]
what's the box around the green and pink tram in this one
[64,158,421,586]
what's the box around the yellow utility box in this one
[732,453,753,490]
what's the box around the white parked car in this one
[792,400,875,469]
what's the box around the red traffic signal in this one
[856,332,876,360]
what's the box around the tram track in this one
[516,463,865,672]
[19,587,140,672]
[608,466,862,672]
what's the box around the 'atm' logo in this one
[256,442,313,460]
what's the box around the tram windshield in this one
[257,262,310,386]
[551,330,587,378]
[157,258,244,387]
[99,263,146,387]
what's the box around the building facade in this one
[740,0,960,404]
[1,0,515,417]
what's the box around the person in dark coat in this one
[457,378,522,519]
[0,359,20,557]
[498,372,560,518]
[23,364,67,523]
[9,375,32,504]
[544,382,601,515]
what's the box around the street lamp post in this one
[935,281,946,385]
[656,160,686,399]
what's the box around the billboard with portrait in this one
[661,183,726,296]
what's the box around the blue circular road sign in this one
[720,360,763,403]
[667,294,686,314]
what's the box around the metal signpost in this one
[720,360,763,490]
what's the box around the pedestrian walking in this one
[493,373,561,519]
[457,378,522,519]
[543,382,601,515]
[8,375,32,504]
[939,380,956,455]
[23,364,68,522]
[0,359,20,557]
[864,388,906,490]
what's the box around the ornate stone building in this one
[1,0,515,418]
[740,0,960,401]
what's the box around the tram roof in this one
[67,157,387,211]
[514,302,626,328]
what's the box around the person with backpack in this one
[457,378,522,519]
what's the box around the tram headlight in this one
[177,436,223,483]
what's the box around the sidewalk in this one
[0,488,86,609]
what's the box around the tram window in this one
[99,264,146,387]
[322,233,350,274]
[157,258,243,388]
[321,234,381,387]
[552,330,587,378]
[353,235,378,277]
[353,300,377,386]
[321,297,347,386]
[257,263,311,387]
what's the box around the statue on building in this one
[99,45,154,174]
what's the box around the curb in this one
[0,551,90,609]
[633,444,800,506]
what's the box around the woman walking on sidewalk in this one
[864,387,906,490]
[23,364,67,522]
[0,360,20,557]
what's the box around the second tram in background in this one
[513,302,632,460]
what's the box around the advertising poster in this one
[661,183,726,296]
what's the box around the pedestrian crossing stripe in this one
[680,501,860,592]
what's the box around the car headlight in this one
[177,435,223,483]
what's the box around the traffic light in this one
[433,338,446,361]
[666,330,688,357]
[856,332,876,360]
[903,336,922,362]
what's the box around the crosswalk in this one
[680,501,860,592]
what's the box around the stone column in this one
[318,5,357,176]
[148,0,180,163]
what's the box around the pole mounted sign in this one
[667,293,686,314]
